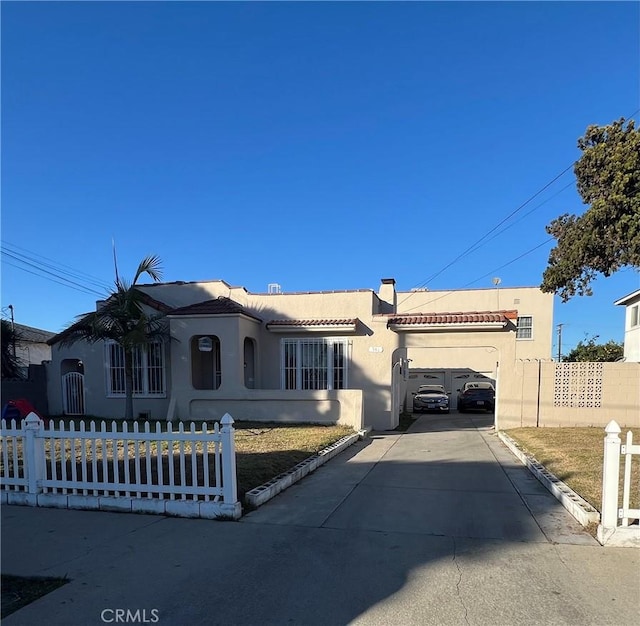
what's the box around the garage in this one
[406,368,495,411]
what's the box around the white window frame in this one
[631,305,639,329]
[105,340,166,398]
[516,316,533,340]
[280,338,350,391]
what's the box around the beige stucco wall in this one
[185,389,363,430]
[500,361,640,428]
[241,291,401,431]
[396,287,554,361]
[46,342,171,420]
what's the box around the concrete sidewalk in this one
[2,413,638,625]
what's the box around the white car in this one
[412,385,450,414]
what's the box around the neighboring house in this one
[47,278,553,430]
[2,323,53,415]
[14,323,54,377]
[614,289,640,362]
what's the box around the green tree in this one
[541,118,640,301]
[1,320,24,379]
[564,336,624,362]
[59,255,166,420]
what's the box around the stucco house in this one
[14,323,54,377]
[614,289,640,362]
[47,278,553,430]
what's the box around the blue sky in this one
[2,1,639,358]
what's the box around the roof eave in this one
[614,289,640,306]
[167,312,262,322]
[389,322,508,332]
[266,323,358,334]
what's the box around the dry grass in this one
[233,422,354,495]
[505,427,640,512]
[1,420,354,499]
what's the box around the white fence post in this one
[601,420,622,530]
[24,412,45,496]
[220,413,238,505]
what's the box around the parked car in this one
[457,381,495,413]
[412,384,450,414]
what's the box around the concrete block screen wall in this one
[500,361,640,429]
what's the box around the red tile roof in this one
[387,310,518,326]
[168,297,261,320]
[266,318,359,328]
[137,291,172,313]
[48,288,172,345]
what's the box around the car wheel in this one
[458,406,465,413]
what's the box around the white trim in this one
[614,290,640,306]
[166,313,261,323]
[515,315,534,341]
[280,338,350,391]
[105,340,167,398]
[268,323,357,333]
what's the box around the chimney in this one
[378,278,397,314]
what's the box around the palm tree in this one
[1,319,24,379]
[59,255,167,420]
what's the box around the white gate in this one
[62,372,85,415]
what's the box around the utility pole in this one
[8,304,16,358]
[557,323,564,362]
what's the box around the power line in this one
[462,180,575,257]
[399,107,640,309]
[401,238,554,313]
[398,164,574,308]
[1,240,112,290]
[1,251,106,297]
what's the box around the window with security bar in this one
[281,339,349,390]
[106,340,166,396]
[516,316,533,339]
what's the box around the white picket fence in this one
[598,420,640,544]
[0,412,240,519]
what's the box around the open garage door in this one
[406,369,495,411]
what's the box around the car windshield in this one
[417,386,445,395]
[463,382,494,391]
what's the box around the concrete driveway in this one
[243,411,594,544]
[2,412,638,625]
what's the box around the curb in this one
[497,431,600,527]
[244,430,364,509]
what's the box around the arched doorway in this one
[61,359,85,415]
